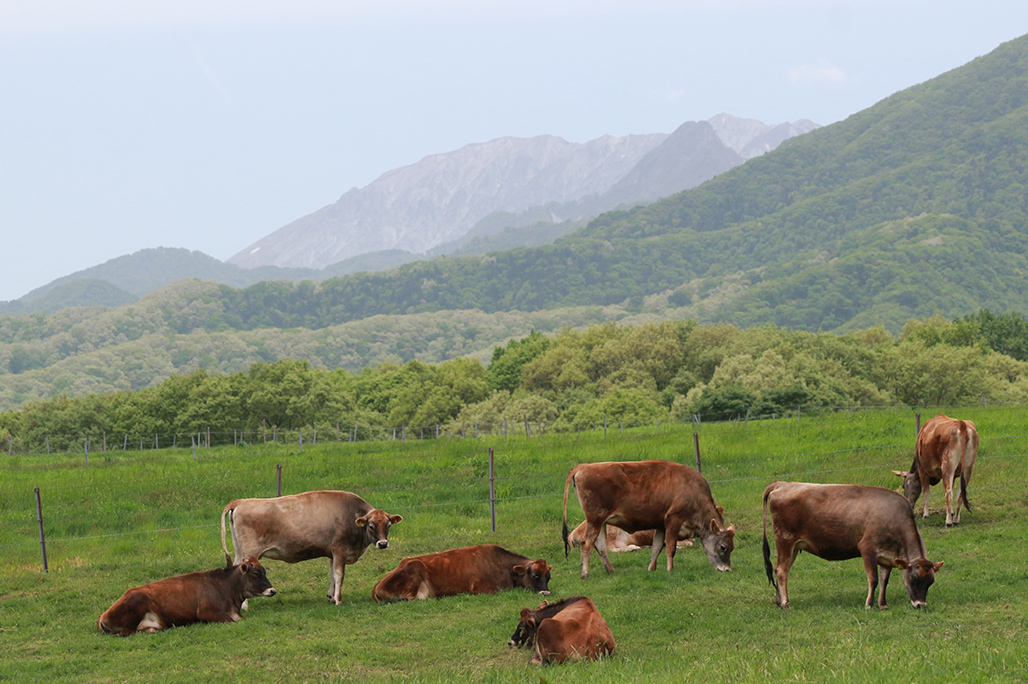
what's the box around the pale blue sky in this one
[2,0,1026,301]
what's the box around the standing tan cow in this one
[97,556,276,635]
[221,490,402,605]
[562,460,735,578]
[893,414,978,526]
[762,481,943,609]
[508,595,615,665]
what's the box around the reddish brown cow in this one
[562,460,735,578]
[97,556,276,635]
[762,481,943,609]
[221,490,402,605]
[567,520,693,552]
[893,414,978,526]
[509,596,615,665]
[372,544,551,602]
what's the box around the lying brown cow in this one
[221,490,402,605]
[372,544,551,602]
[508,595,615,665]
[97,556,276,635]
[562,460,735,578]
[567,520,693,552]
[762,481,943,609]
[893,414,978,526]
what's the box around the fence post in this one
[299,428,303,451]
[124,433,128,450]
[693,432,702,474]
[35,488,48,573]
[313,427,317,445]
[277,464,283,497]
[604,416,608,437]
[192,434,197,461]
[489,448,496,533]
[403,426,406,445]
[84,439,89,465]
[620,420,624,436]
[46,436,50,455]
[916,412,921,437]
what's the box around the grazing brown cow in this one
[508,596,615,665]
[762,481,943,609]
[567,520,694,552]
[562,460,735,578]
[97,556,276,635]
[893,414,978,526]
[372,544,551,602]
[221,490,402,605]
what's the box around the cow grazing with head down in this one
[221,490,402,605]
[762,481,943,609]
[893,414,978,526]
[372,544,551,602]
[508,595,615,665]
[567,521,693,553]
[97,556,276,635]
[562,460,735,578]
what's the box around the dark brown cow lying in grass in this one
[762,481,943,609]
[893,414,978,526]
[508,595,615,665]
[566,520,693,552]
[562,459,734,578]
[97,556,276,635]
[372,544,551,602]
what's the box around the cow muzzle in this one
[263,588,277,597]
[911,600,925,609]
[538,590,551,596]
[376,540,390,549]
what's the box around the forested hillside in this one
[3,313,1028,452]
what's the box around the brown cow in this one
[221,490,402,605]
[372,544,551,602]
[567,520,694,552]
[562,460,735,578]
[893,414,978,526]
[97,556,276,635]
[762,481,943,609]
[508,595,615,665]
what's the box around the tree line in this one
[3,311,1028,454]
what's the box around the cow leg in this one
[328,555,345,605]
[943,474,957,527]
[773,540,797,609]
[579,522,602,579]
[594,524,615,575]
[919,472,931,518]
[860,548,879,609]
[647,528,667,572]
[877,566,892,610]
[663,520,683,572]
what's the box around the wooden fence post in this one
[35,488,48,573]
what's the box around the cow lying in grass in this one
[508,595,615,665]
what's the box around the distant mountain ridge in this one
[229,115,817,270]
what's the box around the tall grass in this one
[2,406,1026,682]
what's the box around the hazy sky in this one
[2,1,1026,301]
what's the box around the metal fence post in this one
[916,411,921,437]
[277,464,283,497]
[489,448,496,533]
[35,488,48,573]
[693,432,702,474]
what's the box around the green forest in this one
[4,310,1028,454]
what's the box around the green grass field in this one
[2,407,1026,683]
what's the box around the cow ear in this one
[520,608,531,619]
[546,564,553,573]
[892,470,909,478]
[894,559,910,569]
[709,518,724,533]
[240,561,250,573]
[355,514,368,528]
[537,600,549,609]
[716,505,725,517]
[725,524,735,537]
[932,561,944,572]
[512,564,527,576]
[389,514,403,525]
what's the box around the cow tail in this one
[762,484,777,589]
[959,423,974,513]
[221,502,235,560]
[562,467,576,560]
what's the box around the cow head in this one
[512,559,552,595]
[509,605,543,649]
[701,518,735,572]
[238,556,277,598]
[895,558,943,608]
[356,509,403,549]
[892,469,923,507]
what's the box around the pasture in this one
[2,407,1027,683]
